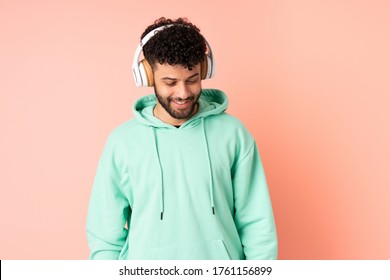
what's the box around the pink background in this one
[1,0,389,259]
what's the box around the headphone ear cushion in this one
[200,55,209,80]
[140,59,154,87]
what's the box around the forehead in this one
[153,63,200,78]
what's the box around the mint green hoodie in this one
[86,89,277,260]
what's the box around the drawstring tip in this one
[212,207,215,215]
[160,212,163,220]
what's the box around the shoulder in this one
[210,112,244,125]
[99,118,140,154]
[107,118,141,142]
[208,113,253,138]
[205,112,255,156]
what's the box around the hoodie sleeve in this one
[86,135,130,260]
[232,141,278,260]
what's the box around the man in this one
[86,17,278,260]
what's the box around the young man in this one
[86,17,278,260]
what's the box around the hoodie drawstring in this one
[150,119,216,221]
[201,118,216,215]
[151,127,164,220]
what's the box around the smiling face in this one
[153,63,202,126]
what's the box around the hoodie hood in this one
[133,88,228,128]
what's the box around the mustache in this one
[171,96,195,102]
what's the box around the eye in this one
[186,79,198,84]
[165,82,176,87]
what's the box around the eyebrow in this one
[161,73,199,81]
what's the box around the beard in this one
[154,86,201,120]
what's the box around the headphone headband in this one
[132,24,215,87]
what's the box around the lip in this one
[171,99,192,109]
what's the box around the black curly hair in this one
[141,17,207,70]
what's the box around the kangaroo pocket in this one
[145,239,231,260]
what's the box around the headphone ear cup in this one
[139,59,154,87]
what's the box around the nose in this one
[175,83,191,100]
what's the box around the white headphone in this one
[132,24,216,87]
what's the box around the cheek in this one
[189,82,202,94]
[155,84,172,98]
